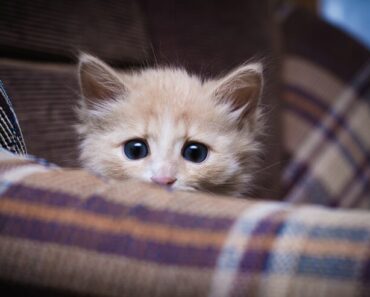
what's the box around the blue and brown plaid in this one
[281,9,370,210]
[282,56,370,209]
[0,151,369,296]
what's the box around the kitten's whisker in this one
[192,186,218,198]
[251,161,282,175]
[148,42,158,67]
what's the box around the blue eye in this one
[182,142,208,163]
[124,139,149,160]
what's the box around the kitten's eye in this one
[182,142,208,163]
[124,139,149,160]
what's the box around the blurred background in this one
[0,0,369,199]
[286,0,370,49]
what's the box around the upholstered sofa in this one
[0,1,369,296]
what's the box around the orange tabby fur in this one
[77,54,264,197]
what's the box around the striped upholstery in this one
[0,150,369,297]
[0,0,150,65]
[0,0,152,166]
[0,60,79,167]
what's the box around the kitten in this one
[76,54,264,197]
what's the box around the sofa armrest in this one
[0,151,369,297]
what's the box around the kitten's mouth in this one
[151,182,197,193]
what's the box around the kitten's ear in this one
[78,53,125,106]
[213,63,263,124]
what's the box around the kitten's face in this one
[77,54,263,197]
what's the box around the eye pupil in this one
[182,142,208,163]
[124,139,148,160]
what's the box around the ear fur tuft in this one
[213,63,263,124]
[78,53,125,107]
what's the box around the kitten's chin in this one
[173,184,198,192]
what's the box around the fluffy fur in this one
[77,54,264,197]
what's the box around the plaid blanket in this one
[0,150,369,297]
[281,9,370,209]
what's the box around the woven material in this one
[281,9,370,208]
[0,0,152,167]
[0,150,369,297]
[0,7,369,296]
[0,60,79,167]
[0,0,150,66]
[0,82,26,155]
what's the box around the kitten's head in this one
[77,54,264,197]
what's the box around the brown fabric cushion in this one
[0,0,151,66]
[0,59,79,167]
[0,0,153,167]
[139,0,282,198]
[283,8,370,84]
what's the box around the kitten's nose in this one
[151,176,177,186]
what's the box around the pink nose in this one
[151,176,177,186]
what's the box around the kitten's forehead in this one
[121,68,231,131]
[134,106,217,144]
[125,68,206,104]
[131,68,202,86]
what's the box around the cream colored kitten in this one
[77,54,264,197]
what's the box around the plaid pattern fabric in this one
[0,150,369,297]
[281,9,370,209]
[282,57,370,208]
[0,82,26,155]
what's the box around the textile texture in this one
[0,60,79,167]
[0,0,152,167]
[281,9,370,209]
[0,82,26,155]
[0,0,151,66]
[0,6,369,297]
[0,151,369,297]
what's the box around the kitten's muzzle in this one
[151,176,177,187]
